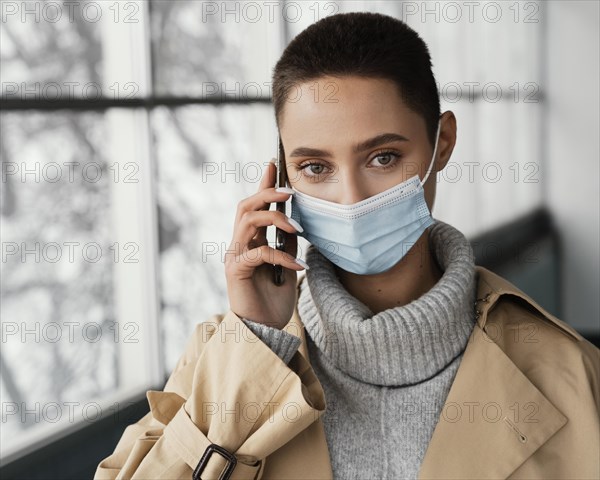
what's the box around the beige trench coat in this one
[94,266,600,480]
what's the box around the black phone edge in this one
[274,134,286,286]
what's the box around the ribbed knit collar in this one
[297,218,478,387]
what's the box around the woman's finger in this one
[257,158,276,194]
[226,244,306,279]
[236,210,302,252]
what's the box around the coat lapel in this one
[418,266,569,479]
[285,274,311,360]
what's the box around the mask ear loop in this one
[420,119,442,187]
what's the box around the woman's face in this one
[279,75,455,211]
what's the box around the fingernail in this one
[269,157,277,165]
[276,187,295,195]
[294,257,309,270]
[286,217,304,233]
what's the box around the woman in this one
[95,12,600,480]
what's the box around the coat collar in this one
[472,265,583,341]
[287,266,577,479]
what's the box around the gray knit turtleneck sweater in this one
[241,219,478,479]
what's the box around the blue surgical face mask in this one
[290,120,442,275]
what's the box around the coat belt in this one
[164,404,265,480]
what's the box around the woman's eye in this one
[370,152,400,168]
[299,162,327,177]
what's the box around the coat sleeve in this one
[241,317,301,364]
[94,309,325,480]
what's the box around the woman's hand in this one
[224,159,307,330]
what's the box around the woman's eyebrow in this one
[288,133,410,158]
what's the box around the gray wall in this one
[545,1,600,336]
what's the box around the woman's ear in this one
[436,111,457,172]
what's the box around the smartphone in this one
[273,133,288,286]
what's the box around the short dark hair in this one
[272,12,441,147]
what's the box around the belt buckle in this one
[193,443,238,480]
